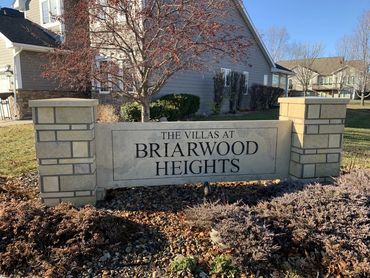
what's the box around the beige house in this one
[279,57,366,99]
[2,0,293,119]
[0,1,82,120]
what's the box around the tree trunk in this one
[361,94,365,106]
[141,99,150,122]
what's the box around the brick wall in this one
[17,90,88,119]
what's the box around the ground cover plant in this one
[1,168,369,277]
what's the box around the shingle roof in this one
[275,63,294,73]
[0,8,59,48]
[347,60,366,71]
[278,57,346,75]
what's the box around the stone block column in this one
[29,98,98,206]
[278,97,350,181]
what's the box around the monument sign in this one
[29,97,350,206]
[96,121,291,188]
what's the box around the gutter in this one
[271,67,295,76]
[11,42,55,53]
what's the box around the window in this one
[41,0,62,25]
[221,68,231,87]
[319,76,324,85]
[328,77,332,85]
[95,59,112,94]
[288,79,293,90]
[272,74,279,87]
[263,74,269,86]
[279,76,286,89]
[243,71,249,95]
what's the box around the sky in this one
[244,0,369,57]
[1,0,369,57]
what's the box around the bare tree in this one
[289,42,324,96]
[338,11,370,105]
[353,11,370,106]
[43,0,251,122]
[263,26,290,61]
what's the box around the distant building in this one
[278,57,369,99]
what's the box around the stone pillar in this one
[278,97,350,181]
[29,98,98,206]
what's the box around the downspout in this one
[13,48,23,119]
[285,75,289,97]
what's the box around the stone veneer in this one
[29,98,98,206]
[279,97,350,181]
[17,90,88,120]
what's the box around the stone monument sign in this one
[29,97,350,206]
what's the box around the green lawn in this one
[0,102,368,177]
[0,125,36,177]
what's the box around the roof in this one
[0,8,59,49]
[232,0,275,68]
[274,63,295,74]
[278,57,346,75]
[347,60,366,71]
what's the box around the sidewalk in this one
[0,120,33,127]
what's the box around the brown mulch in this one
[0,171,369,277]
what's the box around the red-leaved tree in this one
[43,0,251,121]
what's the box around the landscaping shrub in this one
[120,94,200,122]
[249,85,285,110]
[185,169,370,276]
[159,94,200,120]
[0,201,139,277]
[120,102,142,122]
[97,104,119,122]
[213,72,225,114]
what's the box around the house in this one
[0,3,84,120]
[154,1,294,113]
[3,0,293,119]
[279,57,367,99]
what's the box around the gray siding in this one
[158,2,272,114]
[20,50,59,90]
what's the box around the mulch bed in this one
[0,171,369,277]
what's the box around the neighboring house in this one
[6,0,293,118]
[0,3,84,120]
[279,57,367,99]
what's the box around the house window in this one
[272,74,279,87]
[263,74,269,86]
[328,77,332,85]
[288,79,293,90]
[41,0,61,25]
[319,76,323,85]
[96,60,112,94]
[280,76,286,89]
[243,71,249,95]
[221,68,231,87]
